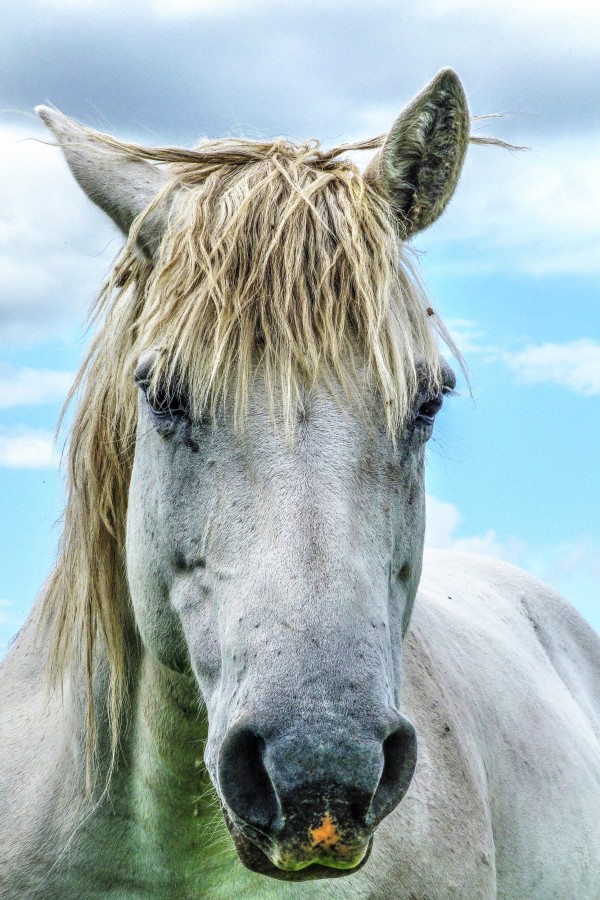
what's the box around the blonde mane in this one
[42,132,458,775]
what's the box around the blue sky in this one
[1,0,599,650]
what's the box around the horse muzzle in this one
[217,715,417,880]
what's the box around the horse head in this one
[38,69,467,879]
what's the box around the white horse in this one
[1,70,599,899]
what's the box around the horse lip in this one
[221,806,373,881]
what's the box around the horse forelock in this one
[41,133,458,780]
[128,136,452,430]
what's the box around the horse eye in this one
[416,392,444,423]
[144,383,188,419]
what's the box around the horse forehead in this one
[212,391,383,484]
[139,393,394,541]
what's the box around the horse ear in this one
[364,68,470,237]
[35,106,170,259]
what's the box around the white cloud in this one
[151,0,245,15]
[425,494,524,563]
[429,0,598,49]
[523,536,600,631]
[502,339,600,396]
[0,123,118,344]
[525,535,600,584]
[449,530,524,561]
[421,132,600,276]
[444,318,489,355]
[437,321,600,399]
[0,427,58,468]
[551,536,600,582]
[0,364,74,408]
[424,495,461,549]
[146,0,600,46]
[0,599,19,625]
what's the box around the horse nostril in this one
[349,798,370,823]
[218,726,280,833]
[367,719,417,826]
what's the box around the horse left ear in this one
[364,68,470,236]
[35,106,170,260]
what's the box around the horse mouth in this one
[222,808,373,881]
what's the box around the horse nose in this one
[217,716,417,844]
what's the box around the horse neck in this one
[97,649,301,896]
[123,652,208,808]
[113,651,346,898]
[63,644,238,894]
[103,651,218,858]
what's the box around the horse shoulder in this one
[403,550,600,899]
[0,601,83,898]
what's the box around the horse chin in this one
[222,809,373,881]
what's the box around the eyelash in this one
[142,383,188,419]
[412,385,455,434]
[139,382,455,426]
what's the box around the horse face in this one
[126,354,454,879]
[36,66,467,880]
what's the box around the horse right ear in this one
[36,106,170,260]
[364,69,470,237]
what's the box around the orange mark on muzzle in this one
[309,812,342,848]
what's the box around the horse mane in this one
[41,130,460,779]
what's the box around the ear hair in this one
[364,68,470,236]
